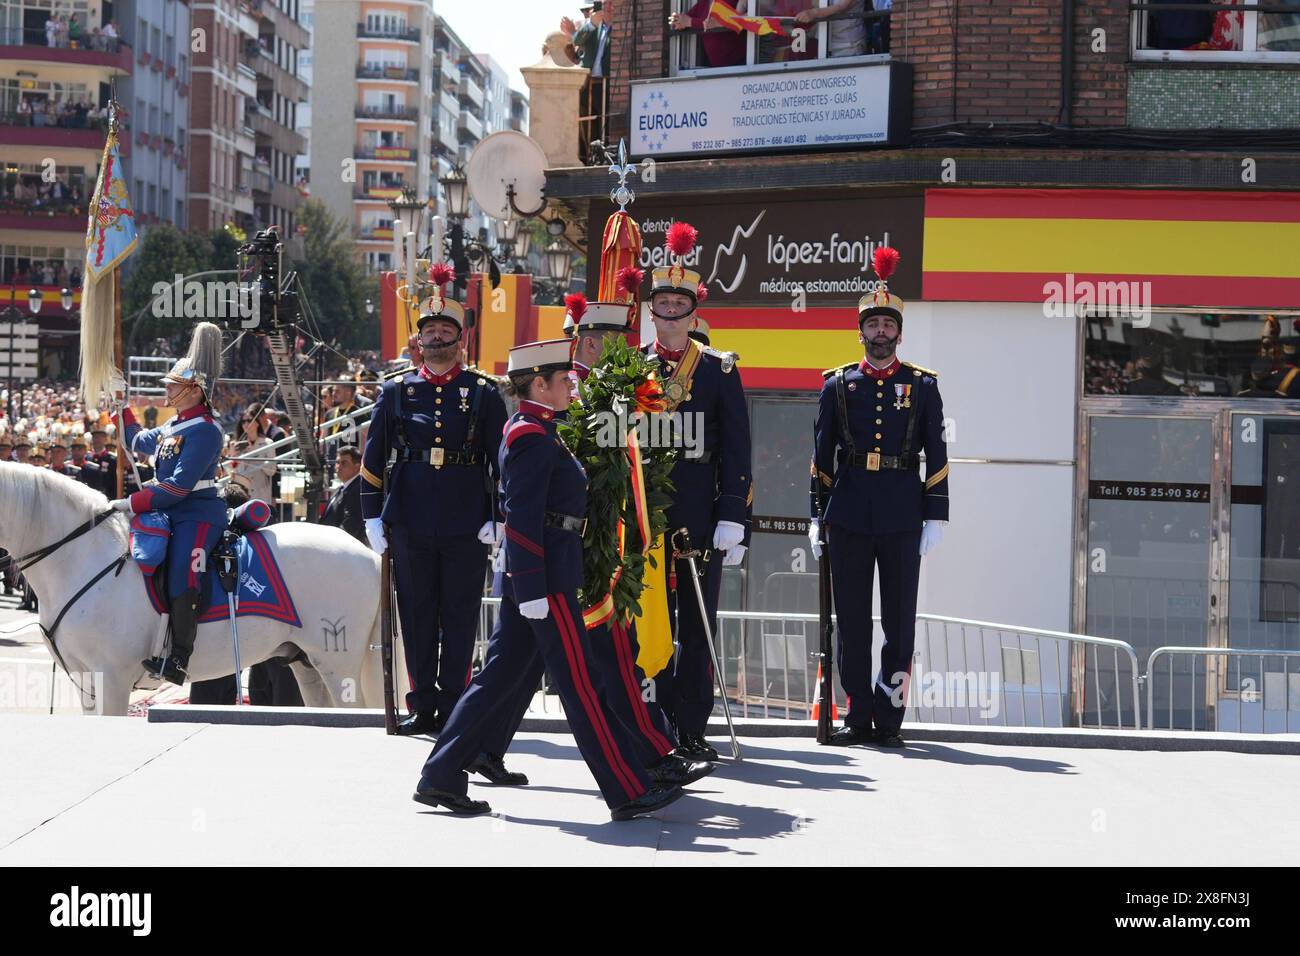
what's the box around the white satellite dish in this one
[466,131,548,221]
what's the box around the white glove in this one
[491,547,506,572]
[712,520,745,553]
[721,544,747,567]
[477,520,504,545]
[108,371,127,399]
[365,517,387,555]
[109,497,133,512]
[919,520,946,556]
[519,597,549,620]
[808,519,823,560]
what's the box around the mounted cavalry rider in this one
[109,322,227,685]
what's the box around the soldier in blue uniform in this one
[361,280,508,737]
[464,302,710,790]
[642,225,752,761]
[808,248,949,748]
[109,322,228,685]
[82,425,117,495]
[415,339,687,820]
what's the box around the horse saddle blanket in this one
[141,529,302,627]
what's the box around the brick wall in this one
[606,0,667,144]
[1071,0,1128,126]
[604,0,1131,134]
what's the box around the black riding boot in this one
[143,588,201,686]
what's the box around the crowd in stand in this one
[7,96,108,129]
[0,174,86,217]
[34,14,119,51]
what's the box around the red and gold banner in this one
[922,188,1300,309]
[599,211,642,323]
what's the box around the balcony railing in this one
[456,76,484,110]
[0,27,123,53]
[457,109,483,143]
[247,169,274,194]
[354,104,419,121]
[0,198,86,233]
[354,185,409,201]
[0,109,110,132]
[358,225,395,241]
[355,145,417,162]
[356,64,420,82]
[356,24,420,43]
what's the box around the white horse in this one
[0,462,385,715]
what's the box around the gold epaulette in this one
[382,365,414,381]
[466,364,504,387]
[822,362,855,379]
[903,361,939,378]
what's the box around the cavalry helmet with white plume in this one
[161,321,223,397]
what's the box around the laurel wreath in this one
[557,336,677,621]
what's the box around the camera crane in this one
[236,227,325,520]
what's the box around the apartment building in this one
[190,0,307,235]
[0,0,133,375]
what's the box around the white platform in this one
[2,714,1298,866]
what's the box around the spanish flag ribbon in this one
[582,428,652,631]
[708,0,786,36]
[634,536,674,678]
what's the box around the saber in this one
[671,527,742,761]
[379,521,398,735]
[813,489,835,744]
[215,538,242,705]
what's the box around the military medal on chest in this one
[894,383,912,410]
[459,386,470,412]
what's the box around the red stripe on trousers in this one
[612,620,674,756]
[549,595,643,802]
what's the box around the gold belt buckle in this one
[430,448,445,468]
[865,452,881,471]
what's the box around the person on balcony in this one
[670,3,746,68]
[794,0,867,58]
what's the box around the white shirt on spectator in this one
[830,0,867,57]
[230,435,277,506]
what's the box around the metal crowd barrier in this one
[1145,646,1300,733]
[473,599,1144,730]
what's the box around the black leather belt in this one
[678,449,714,465]
[545,512,587,535]
[847,451,918,472]
[396,448,482,466]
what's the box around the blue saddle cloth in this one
[141,525,302,628]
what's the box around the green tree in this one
[292,199,377,350]
[122,223,215,348]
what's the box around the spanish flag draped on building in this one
[79,105,138,406]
